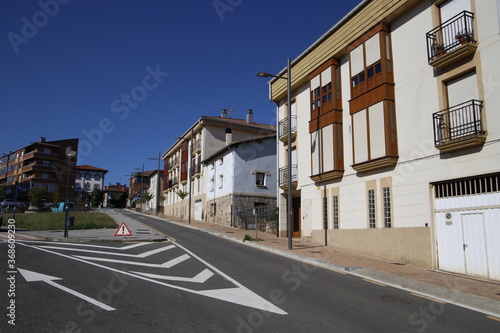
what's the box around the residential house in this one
[0,137,79,205]
[266,0,500,280]
[103,183,128,208]
[75,165,108,203]
[146,169,163,214]
[162,109,276,223]
[203,134,277,232]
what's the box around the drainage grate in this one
[380,295,413,304]
[310,251,322,253]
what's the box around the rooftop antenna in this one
[228,107,235,118]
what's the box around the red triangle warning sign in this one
[115,223,132,236]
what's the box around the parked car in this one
[1,200,26,208]
[51,202,76,213]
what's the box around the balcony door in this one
[439,71,480,143]
[447,71,477,107]
[440,0,471,23]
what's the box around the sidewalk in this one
[8,209,500,318]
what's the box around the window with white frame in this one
[333,195,339,229]
[383,187,391,228]
[368,189,376,228]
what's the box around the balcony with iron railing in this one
[426,11,477,68]
[279,164,297,189]
[192,139,201,155]
[191,163,201,178]
[278,116,297,142]
[433,99,486,152]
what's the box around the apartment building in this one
[203,134,277,231]
[0,137,79,204]
[128,170,154,207]
[162,109,276,223]
[75,165,108,202]
[267,0,500,280]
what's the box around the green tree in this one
[0,182,5,203]
[52,186,61,206]
[138,193,153,204]
[110,192,128,208]
[90,189,104,207]
[176,190,188,200]
[29,187,47,209]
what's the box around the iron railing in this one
[279,164,297,187]
[433,99,484,146]
[426,10,475,62]
[278,116,297,141]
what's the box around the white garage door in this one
[434,174,500,280]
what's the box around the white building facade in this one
[269,0,500,280]
[75,165,108,199]
[204,134,277,231]
[146,170,162,214]
[162,110,276,223]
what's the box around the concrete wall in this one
[310,227,432,267]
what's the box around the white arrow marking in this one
[198,287,287,315]
[18,268,115,311]
[40,244,175,258]
[133,268,214,283]
[75,253,190,268]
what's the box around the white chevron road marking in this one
[18,241,287,315]
[75,253,191,268]
[133,268,214,283]
[40,244,175,258]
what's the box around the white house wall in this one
[233,139,277,196]
[275,1,500,269]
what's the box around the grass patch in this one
[4,212,118,231]
[243,234,263,242]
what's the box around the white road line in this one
[21,241,151,250]
[40,244,175,258]
[133,268,214,283]
[75,253,191,268]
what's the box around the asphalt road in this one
[0,210,499,332]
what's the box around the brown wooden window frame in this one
[348,24,398,172]
[308,58,344,182]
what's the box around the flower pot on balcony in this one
[455,30,473,45]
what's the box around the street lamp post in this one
[257,58,293,250]
[147,153,162,216]
[64,146,76,238]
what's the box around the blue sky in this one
[1,0,361,185]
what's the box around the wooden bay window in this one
[348,23,398,172]
[308,58,344,182]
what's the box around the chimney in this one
[246,109,254,123]
[225,128,232,145]
[40,137,46,143]
[220,109,228,118]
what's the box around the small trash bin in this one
[66,216,75,227]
